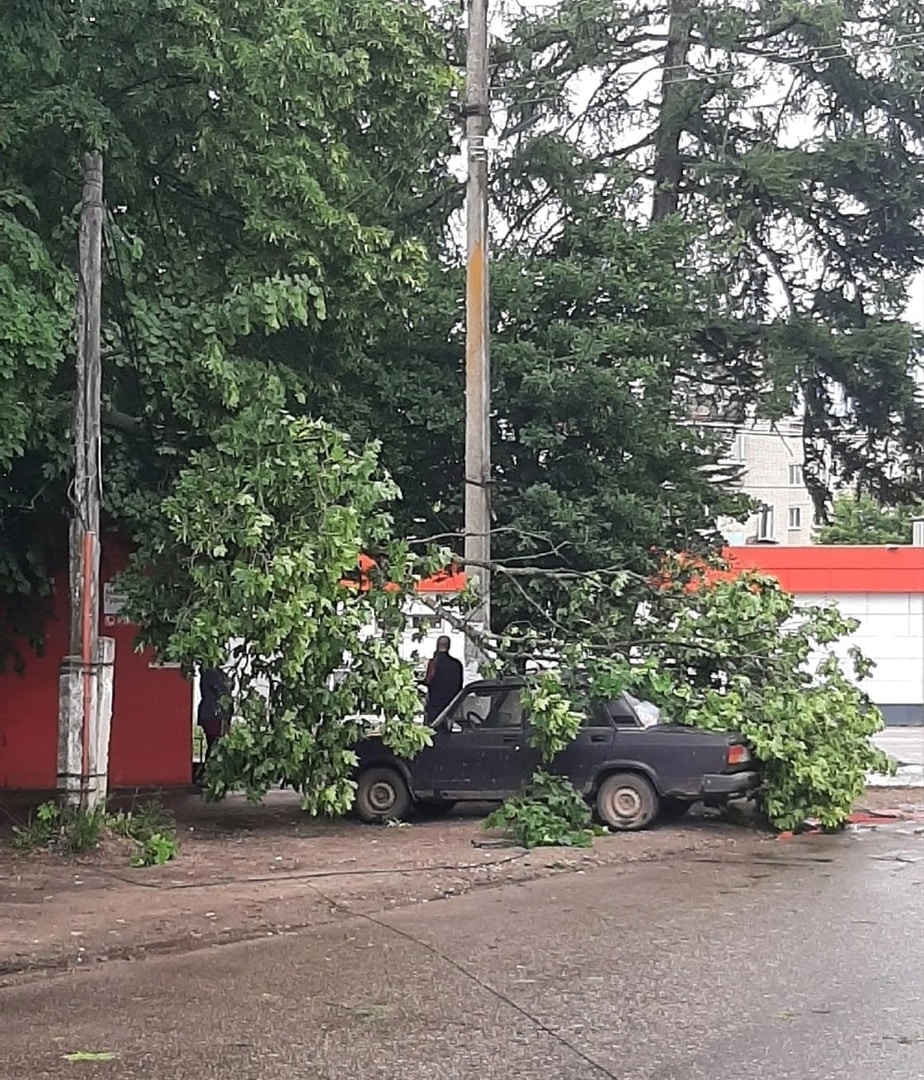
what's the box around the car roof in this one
[463,677,527,691]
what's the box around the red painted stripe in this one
[350,547,922,596]
[346,556,466,594]
[725,546,924,594]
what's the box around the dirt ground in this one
[1,788,921,984]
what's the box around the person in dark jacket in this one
[424,636,463,722]
[196,667,231,780]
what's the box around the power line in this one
[307,880,622,1080]
[496,31,924,93]
[662,32,924,86]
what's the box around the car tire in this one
[596,772,659,831]
[355,767,412,824]
[416,799,456,819]
[659,797,692,822]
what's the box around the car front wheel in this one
[596,772,659,831]
[355,767,412,824]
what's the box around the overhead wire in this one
[495,31,924,94]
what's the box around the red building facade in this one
[1,543,921,792]
[0,543,192,791]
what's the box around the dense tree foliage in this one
[817,493,924,544]
[470,556,891,834]
[633,563,891,829]
[334,205,751,630]
[5,0,923,650]
[309,0,924,628]
[0,0,454,661]
[119,409,435,809]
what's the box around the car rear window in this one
[624,693,660,728]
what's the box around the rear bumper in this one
[701,770,761,798]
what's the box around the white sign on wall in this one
[103,581,131,627]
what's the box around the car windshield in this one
[625,693,660,729]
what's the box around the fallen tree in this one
[119,407,440,813]
[422,549,893,836]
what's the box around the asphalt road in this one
[2,825,922,1080]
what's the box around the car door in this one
[425,685,532,800]
[607,695,720,796]
[547,701,614,795]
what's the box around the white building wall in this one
[400,597,467,676]
[718,419,817,545]
[796,592,924,725]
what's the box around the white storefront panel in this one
[796,592,924,723]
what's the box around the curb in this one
[778,807,924,840]
[866,766,924,788]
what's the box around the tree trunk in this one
[651,0,693,224]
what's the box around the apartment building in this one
[716,418,817,545]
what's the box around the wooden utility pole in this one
[463,0,491,671]
[61,151,104,807]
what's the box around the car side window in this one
[446,687,523,730]
[485,689,524,730]
[585,700,614,728]
[446,689,492,727]
[607,696,640,727]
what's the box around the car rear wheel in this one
[596,772,659,831]
[355,767,412,824]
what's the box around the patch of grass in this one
[11,800,178,867]
[109,801,179,866]
[11,802,106,855]
[108,800,174,843]
[129,830,178,867]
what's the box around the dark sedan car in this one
[353,678,760,830]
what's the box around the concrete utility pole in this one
[463,0,491,673]
[59,151,106,809]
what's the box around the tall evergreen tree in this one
[491,0,924,510]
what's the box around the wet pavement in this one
[1,824,922,1080]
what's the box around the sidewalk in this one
[1,794,760,982]
[870,728,924,787]
[2,788,921,985]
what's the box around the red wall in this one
[725,545,924,595]
[0,592,66,790]
[0,541,193,791]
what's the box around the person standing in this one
[424,636,463,722]
[195,666,231,781]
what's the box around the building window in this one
[788,506,802,530]
[757,505,774,541]
[788,463,804,486]
[729,431,746,462]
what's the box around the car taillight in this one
[726,743,751,766]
